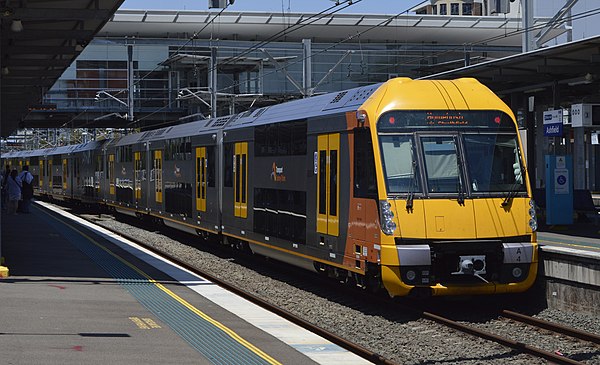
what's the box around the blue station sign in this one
[543,110,563,137]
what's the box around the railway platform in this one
[0,202,371,365]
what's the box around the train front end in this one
[360,78,538,297]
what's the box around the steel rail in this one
[422,311,586,365]
[502,309,600,344]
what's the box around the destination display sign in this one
[377,110,515,131]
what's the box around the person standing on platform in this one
[6,169,21,215]
[18,165,34,213]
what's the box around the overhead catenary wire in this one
[215,5,600,95]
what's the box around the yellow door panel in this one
[392,200,426,238]
[424,200,476,239]
[134,152,142,200]
[316,133,340,237]
[62,158,68,190]
[473,198,528,238]
[196,147,206,212]
[48,160,53,190]
[108,154,115,196]
[240,142,248,218]
[234,142,248,218]
[317,135,328,234]
[327,134,340,237]
[154,150,162,203]
[38,160,44,189]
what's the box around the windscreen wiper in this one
[455,143,466,206]
[501,162,524,207]
[406,158,417,211]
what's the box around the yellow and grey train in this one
[3,77,539,297]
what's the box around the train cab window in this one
[421,136,461,193]
[463,134,526,193]
[379,135,421,194]
[353,128,377,198]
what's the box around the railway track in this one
[58,204,600,365]
[421,310,599,365]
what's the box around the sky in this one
[119,0,600,41]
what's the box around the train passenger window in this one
[241,154,247,203]
[421,137,460,193]
[254,120,307,156]
[329,150,337,216]
[463,134,526,193]
[379,135,421,194]
[253,187,306,244]
[207,146,215,187]
[223,143,233,187]
[318,150,327,215]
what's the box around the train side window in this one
[353,128,378,198]
[223,143,233,187]
[207,146,215,187]
[255,120,307,157]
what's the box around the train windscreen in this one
[463,134,525,193]
[377,110,526,196]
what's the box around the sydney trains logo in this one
[174,164,182,178]
[270,162,286,182]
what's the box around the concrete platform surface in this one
[1,202,372,365]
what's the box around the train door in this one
[62,157,68,196]
[317,133,340,237]
[196,147,207,212]
[153,150,163,204]
[48,158,53,194]
[134,151,143,205]
[38,159,44,191]
[233,142,248,218]
[108,154,115,198]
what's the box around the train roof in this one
[108,117,224,146]
[3,81,384,155]
[2,140,107,159]
[108,82,382,145]
[224,83,382,130]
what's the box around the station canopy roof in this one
[1,0,124,138]
[423,35,600,105]
[102,10,566,47]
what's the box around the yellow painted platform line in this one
[40,207,282,365]
[0,265,9,278]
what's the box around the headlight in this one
[379,200,397,235]
[528,200,537,232]
[512,267,523,278]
